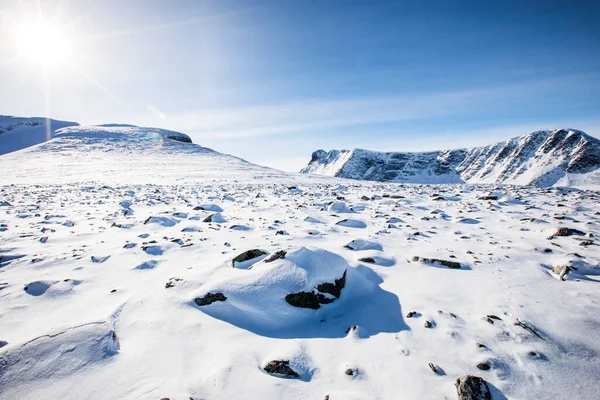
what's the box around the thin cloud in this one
[130,75,596,141]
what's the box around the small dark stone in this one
[455,375,491,400]
[477,363,491,371]
[406,311,418,318]
[110,289,117,293]
[194,292,227,306]
[345,368,355,376]
[264,250,287,263]
[358,257,376,264]
[346,325,358,334]
[428,362,439,373]
[263,360,299,378]
[424,320,433,328]
[477,196,498,201]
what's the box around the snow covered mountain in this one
[0,115,79,155]
[301,129,600,187]
[0,123,297,185]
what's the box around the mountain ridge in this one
[301,129,600,187]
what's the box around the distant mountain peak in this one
[301,129,600,187]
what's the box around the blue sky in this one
[1,0,599,170]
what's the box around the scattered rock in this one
[412,256,461,269]
[345,368,356,376]
[514,318,545,341]
[194,292,227,306]
[263,250,287,263]
[232,249,267,267]
[428,362,439,374]
[552,265,571,281]
[548,227,585,239]
[406,311,418,318]
[424,320,433,328]
[358,257,376,263]
[263,360,299,378]
[455,375,491,400]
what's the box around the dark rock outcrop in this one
[285,271,346,309]
[194,292,227,306]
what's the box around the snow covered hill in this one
[0,115,79,155]
[0,124,301,185]
[301,129,600,187]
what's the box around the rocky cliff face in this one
[301,129,600,187]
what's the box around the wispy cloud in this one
[129,75,595,142]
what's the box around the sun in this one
[12,16,74,70]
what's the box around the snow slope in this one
[0,115,79,155]
[301,129,600,187]
[0,124,306,185]
[1,123,600,399]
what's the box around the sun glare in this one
[13,16,74,70]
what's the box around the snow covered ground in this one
[1,126,600,399]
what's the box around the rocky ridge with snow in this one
[302,129,600,187]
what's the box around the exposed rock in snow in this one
[455,375,491,400]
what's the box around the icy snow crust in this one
[302,129,600,188]
[0,126,600,399]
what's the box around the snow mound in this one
[327,201,354,213]
[0,322,118,394]
[344,239,383,251]
[194,247,406,338]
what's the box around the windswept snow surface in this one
[1,126,600,399]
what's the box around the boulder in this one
[263,360,299,378]
[549,227,585,238]
[455,375,491,400]
[553,265,571,281]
